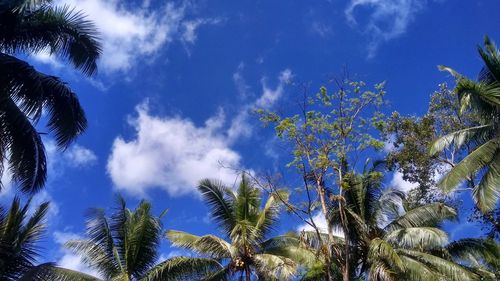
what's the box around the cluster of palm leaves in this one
[431,36,500,213]
[0,0,101,193]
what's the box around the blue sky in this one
[1,0,499,274]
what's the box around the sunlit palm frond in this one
[399,255,444,281]
[255,190,288,237]
[254,253,297,280]
[368,238,404,274]
[384,227,448,250]
[166,230,232,259]
[385,203,456,231]
[438,138,498,194]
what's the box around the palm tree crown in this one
[58,196,220,281]
[166,174,305,280]
[0,0,101,193]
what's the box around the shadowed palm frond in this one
[20,263,102,281]
[198,179,236,235]
[0,197,49,280]
[0,5,101,75]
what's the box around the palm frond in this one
[0,97,47,193]
[446,238,500,269]
[398,249,479,281]
[384,227,448,250]
[253,253,297,280]
[478,36,500,83]
[473,151,500,212]
[0,5,101,75]
[140,257,223,281]
[20,263,102,281]
[198,179,236,235]
[368,238,404,273]
[166,230,232,259]
[385,203,456,231]
[438,139,499,193]
[0,53,87,147]
[430,124,493,155]
[399,255,443,281]
[255,190,288,236]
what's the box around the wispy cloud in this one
[107,103,243,197]
[345,0,429,58]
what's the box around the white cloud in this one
[311,21,332,38]
[181,18,222,44]
[107,103,243,196]
[233,62,251,99]
[256,69,293,109]
[228,68,293,141]
[345,0,428,58]
[53,231,100,277]
[56,0,184,73]
[31,1,220,74]
[297,212,344,237]
[390,171,419,193]
[64,144,98,167]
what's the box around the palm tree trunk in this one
[317,181,335,281]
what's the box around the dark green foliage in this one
[0,0,101,193]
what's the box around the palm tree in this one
[300,164,498,280]
[344,168,497,280]
[166,174,307,281]
[431,36,500,212]
[0,0,101,193]
[0,196,50,280]
[55,196,220,281]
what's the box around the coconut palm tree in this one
[299,163,498,280]
[332,167,498,280]
[431,36,500,212]
[0,0,101,194]
[53,196,221,281]
[166,174,307,281]
[0,196,51,280]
